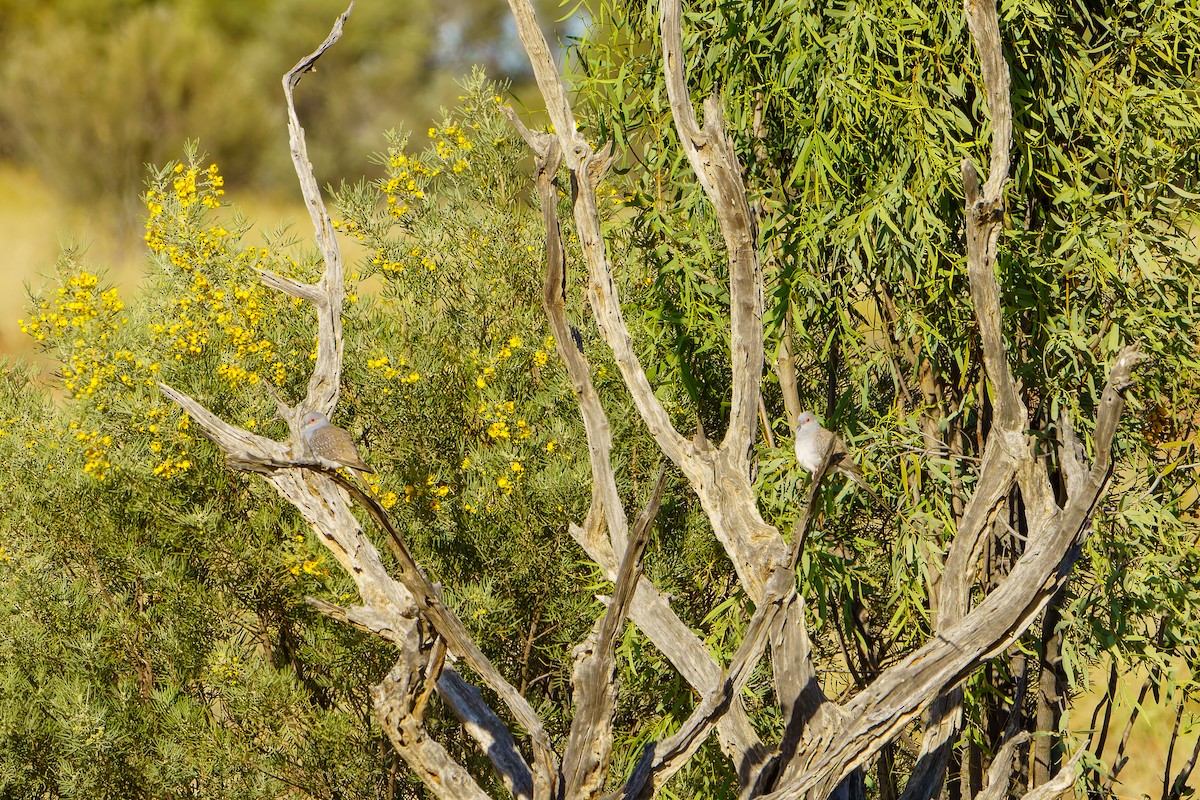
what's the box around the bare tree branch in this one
[255,267,322,303]
[373,652,492,800]
[1018,746,1084,800]
[775,314,802,431]
[505,87,772,787]
[280,1,353,415]
[1168,718,1200,800]
[505,0,693,471]
[977,731,1029,800]
[765,347,1142,798]
[562,468,667,798]
[616,444,836,800]
[904,1,1022,792]
[439,668,536,800]
[1057,411,1090,500]
[503,108,630,551]
[660,0,762,461]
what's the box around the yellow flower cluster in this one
[138,406,194,478]
[144,160,302,390]
[19,271,127,347]
[134,406,192,466]
[495,460,524,496]
[367,353,404,380]
[404,474,452,511]
[361,472,399,509]
[144,162,224,254]
[380,149,436,219]
[498,334,520,360]
[170,162,225,211]
[480,400,531,442]
[281,532,332,580]
[20,270,132,402]
[153,456,192,478]
[63,348,158,400]
[370,245,437,274]
[20,268,180,481]
[331,219,366,242]
[70,424,113,479]
[365,353,420,394]
[459,328,564,509]
[471,333,553,389]
[428,122,473,175]
[294,558,326,576]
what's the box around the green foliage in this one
[0,357,402,798]
[572,0,1200,792]
[332,74,605,701]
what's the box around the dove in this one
[794,410,883,507]
[300,411,374,475]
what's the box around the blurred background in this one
[0,0,567,354]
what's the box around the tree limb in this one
[502,108,630,552]
[158,8,553,800]
[373,652,493,800]
[225,452,560,800]
[616,443,836,800]
[280,1,353,415]
[1018,747,1084,800]
[439,667,536,800]
[505,0,693,471]
[763,347,1141,799]
[660,0,763,462]
[562,467,667,799]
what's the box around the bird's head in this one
[301,411,330,430]
[796,411,819,430]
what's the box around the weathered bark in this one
[373,645,493,800]
[560,470,666,799]
[156,2,1147,799]
[504,0,1143,797]
[615,447,837,800]
[506,103,772,783]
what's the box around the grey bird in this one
[300,411,374,474]
[794,410,883,507]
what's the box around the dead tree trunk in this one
[159,1,1144,799]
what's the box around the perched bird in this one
[300,411,374,475]
[794,410,883,507]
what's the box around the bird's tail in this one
[847,472,890,514]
